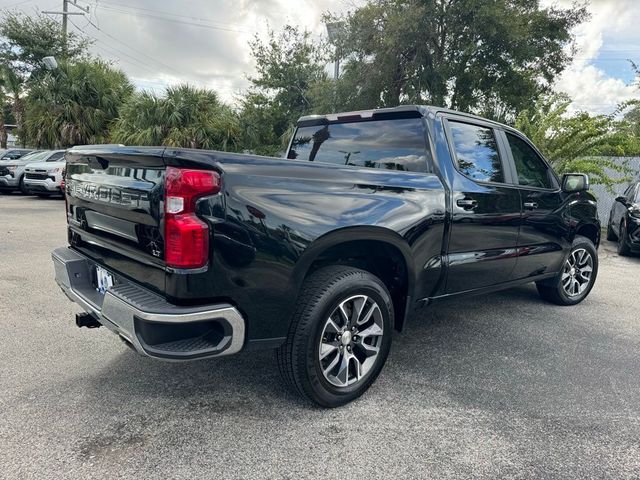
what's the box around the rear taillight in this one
[164,167,221,269]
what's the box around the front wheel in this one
[277,266,393,407]
[536,235,598,306]
[618,221,632,256]
[19,176,28,195]
[606,215,617,241]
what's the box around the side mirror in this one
[562,173,589,193]
[615,196,627,205]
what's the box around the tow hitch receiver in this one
[76,312,101,329]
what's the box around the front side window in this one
[507,133,553,189]
[287,118,429,173]
[449,121,504,183]
[47,152,64,161]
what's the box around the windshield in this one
[18,150,45,161]
[20,151,49,162]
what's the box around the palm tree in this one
[1,67,25,147]
[24,60,133,148]
[0,86,7,149]
[111,84,241,151]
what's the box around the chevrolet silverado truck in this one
[52,105,600,407]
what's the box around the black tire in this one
[19,176,28,195]
[276,266,393,408]
[606,215,617,241]
[536,235,598,306]
[618,220,632,256]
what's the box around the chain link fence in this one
[585,157,640,224]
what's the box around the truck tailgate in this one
[65,147,167,295]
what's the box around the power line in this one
[82,15,182,75]
[0,0,34,9]
[88,2,251,34]
[94,0,250,32]
[68,15,162,75]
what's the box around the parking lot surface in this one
[1,193,640,479]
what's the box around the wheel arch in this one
[574,221,600,248]
[292,226,416,332]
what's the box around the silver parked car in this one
[0,150,65,195]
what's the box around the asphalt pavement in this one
[1,193,640,479]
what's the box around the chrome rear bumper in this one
[52,247,245,360]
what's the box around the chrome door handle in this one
[524,202,538,210]
[456,198,478,210]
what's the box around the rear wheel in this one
[277,266,393,407]
[618,220,632,256]
[536,235,598,306]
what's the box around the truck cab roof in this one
[297,105,513,131]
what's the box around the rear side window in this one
[287,118,429,172]
[506,133,554,189]
[449,121,504,183]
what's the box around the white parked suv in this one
[23,150,67,197]
[0,150,64,194]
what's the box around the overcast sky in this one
[2,0,639,115]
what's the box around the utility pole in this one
[42,0,88,53]
[61,0,67,45]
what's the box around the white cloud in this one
[28,0,639,114]
[64,0,350,103]
[542,0,640,115]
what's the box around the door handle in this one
[456,198,478,210]
[524,202,538,210]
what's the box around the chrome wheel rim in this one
[561,248,593,297]
[318,295,384,388]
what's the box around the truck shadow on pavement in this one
[73,280,637,421]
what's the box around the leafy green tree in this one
[241,25,330,154]
[326,0,587,121]
[621,101,640,155]
[0,12,91,146]
[0,87,7,149]
[515,95,631,191]
[24,60,133,148]
[0,12,89,77]
[238,91,288,156]
[112,84,240,150]
[618,64,640,155]
[1,67,25,146]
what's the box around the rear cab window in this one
[287,117,430,173]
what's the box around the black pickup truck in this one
[52,105,600,407]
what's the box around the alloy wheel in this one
[561,248,594,297]
[318,294,384,388]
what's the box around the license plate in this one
[95,266,114,294]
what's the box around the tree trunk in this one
[13,96,25,147]
[0,120,7,149]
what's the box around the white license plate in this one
[95,266,114,294]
